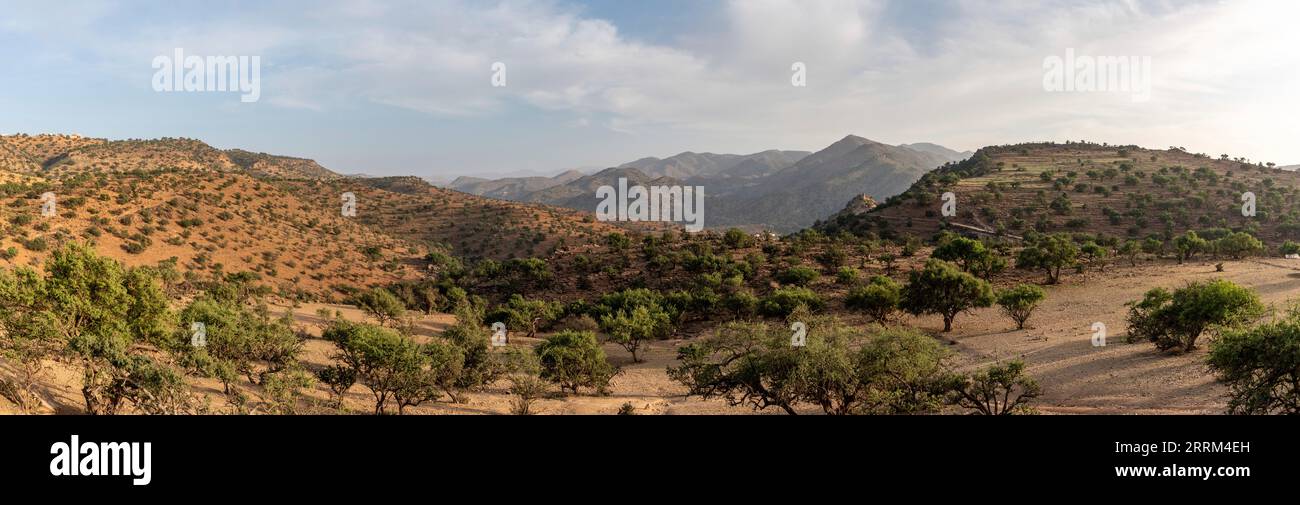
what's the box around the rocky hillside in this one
[822,141,1300,245]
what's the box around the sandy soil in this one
[909,258,1300,414]
[5,258,1298,415]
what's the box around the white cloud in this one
[6,0,1300,167]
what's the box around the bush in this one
[723,228,753,249]
[1214,232,1263,259]
[1209,311,1300,414]
[325,319,462,414]
[1016,233,1078,284]
[996,284,1046,330]
[535,330,617,395]
[845,275,901,324]
[836,267,861,285]
[723,290,759,319]
[760,287,825,317]
[1125,280,1263,352]
[1173,231,1208,264]
[901,259,994,332]
[777,266,820,286]
[179,298,301,391]
[941,360,1041,415]
[599,303,672,362]
[354,288,405,327]
[668,317,951,415]
[0,242,184,414]
[489,294,563,338]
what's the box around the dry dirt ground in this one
[6,258,1300,415]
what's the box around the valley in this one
[1,134,1299,416]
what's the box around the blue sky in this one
[2,0,1298,178]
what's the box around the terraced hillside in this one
[822,142,1300,244]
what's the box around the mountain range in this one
[446,136,971,233]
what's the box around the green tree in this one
[600,304,672,362]
[1080,241,1107,271]
[941,360,1041,415]
[1173,231,1209,264]
[178,297,301,392]
[1214,232,1264,259]
[723,228,753,249]
[4,243,187,414]
[668,317,951,415]
[1125,280,1264,352]
[1017,233,1079,284]
[1119,240,1141,266]
[1208,311,1300,414]
[901,259,995,332]
[845,275,901,324]
[777,266,820,286]
[354,288,405,327]
[996,284,1047,330]
[535,330,617,395]
[492,294,562,338]
[325,319,462,414]
[932,236,989,273]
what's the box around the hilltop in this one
[0,133,660,300]
[821,141,1300,245]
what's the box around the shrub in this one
[179,298,301,391]
[845,275,901,324]
[1173,231,1208,264]
[836,267,861,285]
[489,294,563,338]
[668,318,951,415]
[599,303,672,362]
[0,242,184,414]
[1125,280,1263,352]
[723,228,753,249]
[996,284,1046,330]
[760,287,824,317]
[535,330,617,395]
[941,360,1041,415]
[1214,232,1263,259]
[1209,311,1300,414]
[1016,233,1079,284]
[777,266,820,286]
[325,319,462,414]
[354,288,405,327]
[901,259,994,332]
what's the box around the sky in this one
[1,0,1298,178]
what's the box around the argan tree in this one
[942,360,1041,415]
[668,317,952,415]
[535,330,617,395]
[900,259,994,332]
[1208,312,1300,414]
[0,242,188,414]
[1016,233,1078,284]
[996,284,1046,330]
[599,303,672,362]
[1125,280,1263,352]
[845,275,901,324]
[354,287,406,327]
